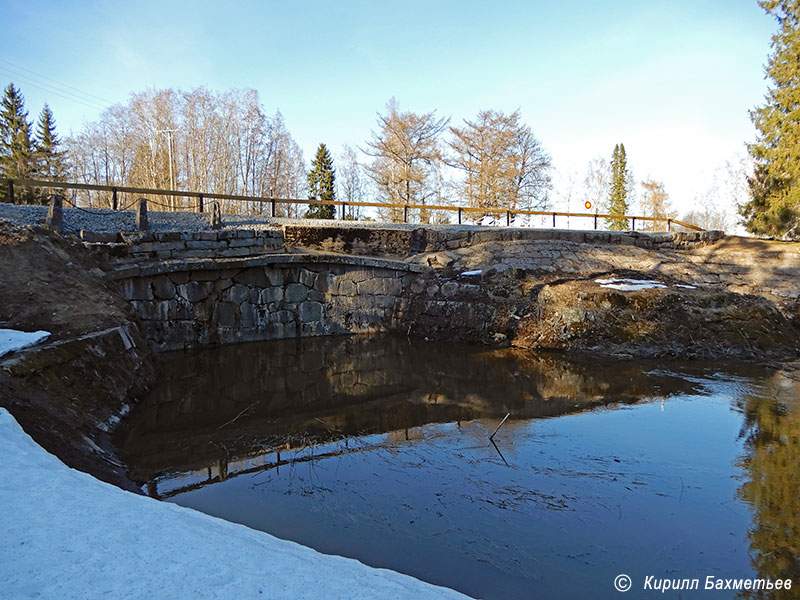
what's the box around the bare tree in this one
[337,144,364,220]
[67,87,306,215]
[448,110,551,224]
[639,179,675,230]
[582,156,609,215]
[363,98,449,222]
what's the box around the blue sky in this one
[0,0,776,215]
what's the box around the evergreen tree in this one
[35,104,67,181]
[305,143,336,219]
[606,143,630,231]
[741,1,800,239]
[0,83,36,203]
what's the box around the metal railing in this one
[6,178,705,232]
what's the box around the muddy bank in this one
[512,277,799,360]
[0,224,156,490]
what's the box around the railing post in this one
[632,217,636,231]
[667,218,672,232]
[209,201,222,229]
[198,194,204,213]
[552,212,556,228]
[136,198,149,231]
[403,204,408,223]
[271,198,276,218]
[112,187,118,210]
[46,195,63,233]
[7,179,13,204]
[458,208,462,225]
[341,201,346,220]
[506,210,511,226]
[594,214,598,229]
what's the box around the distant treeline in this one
[0,83,556,222]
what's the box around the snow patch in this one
[0,408,467,599]
[595,278,702,292]
[459,270,482,277]
[0,329,50,357]
[595,278,667,291]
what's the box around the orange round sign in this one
[585,201,592,210]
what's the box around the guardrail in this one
[6,178,705,232]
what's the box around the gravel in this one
[0,201,528,235]
[0,201,667,237]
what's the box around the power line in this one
[0,58,113,105]
[0,68,108,112]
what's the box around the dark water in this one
[116,335,800,599]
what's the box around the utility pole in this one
[156,128,179,210]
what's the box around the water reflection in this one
[115,335,800,599]
[117,334,708,493]
[736,368,800,598]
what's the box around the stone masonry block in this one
[233,268,270,287]
[152,275,176,300]
[119,278,153,301]
[180,281,214,303]
[225,284,250,303]
[284,283,308,303]
[260,287,283,304]
[212,302,237,327]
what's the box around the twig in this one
[217,401,259,430]
[489,413,510,441]
[489,438,509,466]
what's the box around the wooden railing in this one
[6,178,705,232]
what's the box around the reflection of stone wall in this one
[117,334,728,481]
[117,256,500,350]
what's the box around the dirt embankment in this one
[0,224,155,490]
[0,223,133,338]
[408,236,800,360]
[513,278,798,360]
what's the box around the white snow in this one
[459,270,482,277]
[595,278,668,292]
[0,329,50,357]
[0,408,468,600]
[676,284,698,289]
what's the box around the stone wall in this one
[116,254,506,351]
[282,224,724,258]
[83,228,284,265]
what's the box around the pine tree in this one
[741,1,800,239]
[35,104,67,181]
[0,83,36,203]
[305,143,336,219]
[606,143,630,231]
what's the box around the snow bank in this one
[0,408,468,599]
[0,329,49,357]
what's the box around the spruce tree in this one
[305,143,336,219]
[606,143,630,231]
[741,1,800,239]
[0,83,36,203]
[35,104,67,181]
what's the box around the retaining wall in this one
[115,254,499,351]
[83,228,284,265]
[282,225,725,257]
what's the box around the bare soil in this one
[0,223,133,339]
